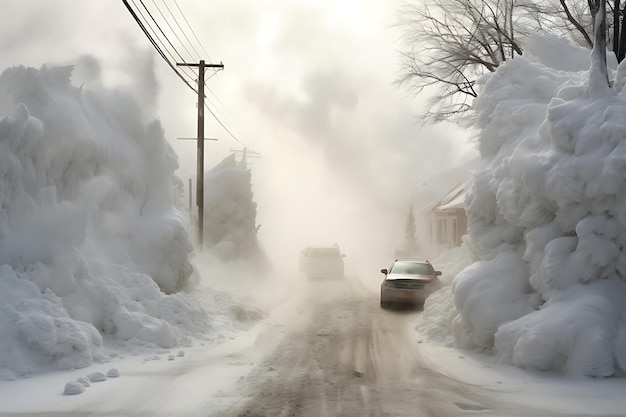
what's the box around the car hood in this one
[387,274,436,282]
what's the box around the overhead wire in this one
[158,0,203,62]
[156,0,229,120]
[150,0,199,63]
[133,0,196,81]
[204,102,244,147]
[138,0,235,128]
[128,0,197,83]
[172,0,212,62]
[123,0,249,149]
[122,0,196,94]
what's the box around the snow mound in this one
[451,36,626,376]
[87,372,107,383]
[0,65,209,377]
[63,381,85,395]
[203,154,267,268]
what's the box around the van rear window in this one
[309,247,341,257]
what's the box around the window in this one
[309,247,341,258]
[437,219,447,244]
[391,261,434,275]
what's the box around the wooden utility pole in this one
[176,60,224,249]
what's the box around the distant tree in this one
[403,204,418,257]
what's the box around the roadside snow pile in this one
[451,34,626,376]
[204,154,268,269]
[0,64,209,378]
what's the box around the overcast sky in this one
[1,0,476,268]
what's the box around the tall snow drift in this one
[452,33,626,376]
[0,65,202,377]
[203,154,267,268]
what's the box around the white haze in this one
[0,0,476,280]
[0,0,475,376]
[0,2,626,416]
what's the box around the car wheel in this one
[380,299,388,309]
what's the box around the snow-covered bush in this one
[0,65,203,377]
[203,154,267,269]
[451,34,626,376]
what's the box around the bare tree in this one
[613,0,626,61]
[397,0,623,123]
[396,0,543,123]
[518,1,626,62]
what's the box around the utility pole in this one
[176,60,224,249]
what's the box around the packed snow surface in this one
[450,34,626,376]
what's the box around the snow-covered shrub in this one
[0,65,203,376]
[451,34,626,376]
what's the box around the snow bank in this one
[204,154,268,269]
[450,35,626,376]
[0,65,203,377]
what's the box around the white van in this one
[299,245,345,280]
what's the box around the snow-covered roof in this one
[436,182,467,211]
[415,159,478,213]
[436,191,465,211]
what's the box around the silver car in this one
[380,259,442,309]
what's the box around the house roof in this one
[414,158,478,213]
[436,182,466,211]
[437,191,465,210]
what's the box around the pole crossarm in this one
[229,147,261,156]
[176,62,224,70]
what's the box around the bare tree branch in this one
[396,0,534,123]
[561,0,594,46]
[396,0,624,124]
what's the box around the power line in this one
[124,0,247,148]
[172,0,212,61]
[157,0,224,112]
[133,0,196,80]
[122,0,196,93]
[128,0,196,83]
[159,0,203,62]
[149,0,199,64]
[203,101,244,147]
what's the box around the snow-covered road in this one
[213,276,619,417]
[216,277,494,417]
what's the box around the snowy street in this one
[217,277,493,417]
[211,276,626,417]
[7,2,626,416]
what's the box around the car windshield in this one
[309,247,341,257]
[390,261,434,276]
